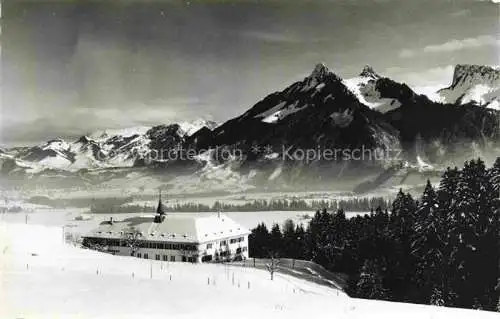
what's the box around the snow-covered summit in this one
[309,62,334,81]
[89,126,152,142]
[359,65,380,79]
[451,64,500,86]
[343,66,401,113]
[438,64,500,109]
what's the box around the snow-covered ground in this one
[2,223,497,319]
[0,206,372,241]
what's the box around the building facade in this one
[82,203,250,263]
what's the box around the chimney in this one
[109,217,113,225]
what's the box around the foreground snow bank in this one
[0,223,497,319]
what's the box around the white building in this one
[82,197,250,263]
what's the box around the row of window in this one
[205,237,245,249]
[230,237,245,244]
[85,237,245,252]
[84,238,197,251]
[136,253,196,263]
[140,242,197,251]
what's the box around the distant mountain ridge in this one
[0,119,217,175]
[1,63,499,193]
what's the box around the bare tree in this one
[122,227,142,256]
[265,254,281,280]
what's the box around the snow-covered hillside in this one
[1,222,498,319]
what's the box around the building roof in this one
[84,213,250,244]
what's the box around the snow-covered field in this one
[2,222,497,319]
[0,191,378,237]
[0,208,303,239]
[0,206,370,241]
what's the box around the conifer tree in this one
[430,287,445,307]
[411,180,445,303]
[294,224,309,260]
[282,219,297,258]
[356,259,388,300]
[388,189,417,300]
[489,157,500,194]
[451,159,498,310]
[269,223,283,256]
[249,223,270,258]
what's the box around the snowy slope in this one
[1,223,498,319]
[438,64,500,109]
[343,66,402,113]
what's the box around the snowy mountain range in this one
[0,119,217,174]
[1,63,499,193]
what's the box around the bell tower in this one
[154,189,166,223]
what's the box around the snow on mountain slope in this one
[14,139,75,173]
[3,120,218,174]
[2,222,498,319]
[258,101,304,123]
[247,63,337,123]
[343,66,402,113]
[89,126,152,143]
[413,85,444,103]
[438,64,500,109]
[178,118,218,136]
[213,63,401,160]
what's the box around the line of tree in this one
[90,197,390,214]
[249,158,500,311]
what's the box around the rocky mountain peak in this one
[309,62,334,81]
[451,64,500,88]
[359,65,380,79]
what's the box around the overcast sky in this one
[1,0,499,145]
